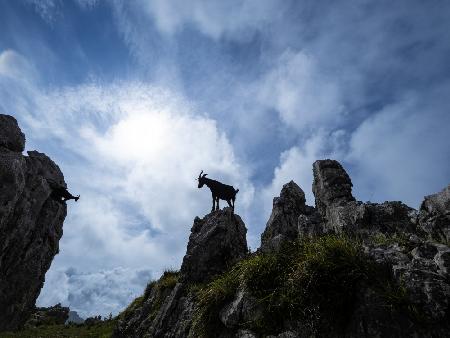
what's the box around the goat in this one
[47,180,80,203]
[197,170,239,212]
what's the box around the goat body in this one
[198,171,239,212]
[50,186,80,202]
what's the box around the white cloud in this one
[28,84,255,314]
[258,51,345,132]
[37,267,152,318]
[262,130,347,210]
[348,90,450,208]
[1,49,254,316]
[0,49,37,82]
[24,0,61,23]
[140,0,279,40]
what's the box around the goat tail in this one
[235,188,239,194]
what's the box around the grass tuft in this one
[191,235,419,337]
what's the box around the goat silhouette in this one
[51,186,80,202]
[197,170,239,212]
[47,179,80,203]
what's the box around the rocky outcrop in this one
[312,159,355,217]
[257,159,450,337]
[181,208,247,283]
[114,208,248,338]
[0,114,67,331]
[67,310,84,324]
[311,159,417,238]
[117,158,449,337]
[25,303,70,327]
[260,181,310,252]
[418,184,450,244]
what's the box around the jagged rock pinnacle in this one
[180,207,247,283]
[0,114,67,331]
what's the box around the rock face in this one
[312,159,355,217]
[258,159,450,337]
[67,310,84,324]
[0,114,67,331]
[312,159,417,237]
[260,181,312,252]
[117,158,449,337]
[418,184,450,244]
[114,208,248,338]
[181,208,247,283]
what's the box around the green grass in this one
[191,235,418,337]
[145,270,180,322]
[1,320,116,338]
[118,269,180,325]
[371,232,412,249]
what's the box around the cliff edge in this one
[0,114,67,331]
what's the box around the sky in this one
[1,0,449,318]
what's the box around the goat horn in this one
[199,170,203,178]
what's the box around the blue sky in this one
[1,0,449,318]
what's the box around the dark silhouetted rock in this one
[115,209,249,338]
[180,207,247,283]
[85,315,103,326]
[260,181,310,252]
[25,303,69,328]
[67,310,84,324]
[312,159,355,217]
[0,114,25,152]
[418,184,450,244]
[0,114,67,331]
[117,158,450,338]
[311,159,416,237]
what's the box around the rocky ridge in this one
[116,159,450,337]
[0,114,68,331]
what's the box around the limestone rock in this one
[312,159,416,237]
[0,114,25,152]
[312,159,355,218]
[114,280,186,338]
[219,289,263,329]
[180,208,247,283]
[115,209,249,338]
[67,311,84,324]
[418,184,450,244]
[260,181,309,252]
[0,114,67,331]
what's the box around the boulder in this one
[180,208,247,283]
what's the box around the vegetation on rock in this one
[192,235,421,337]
